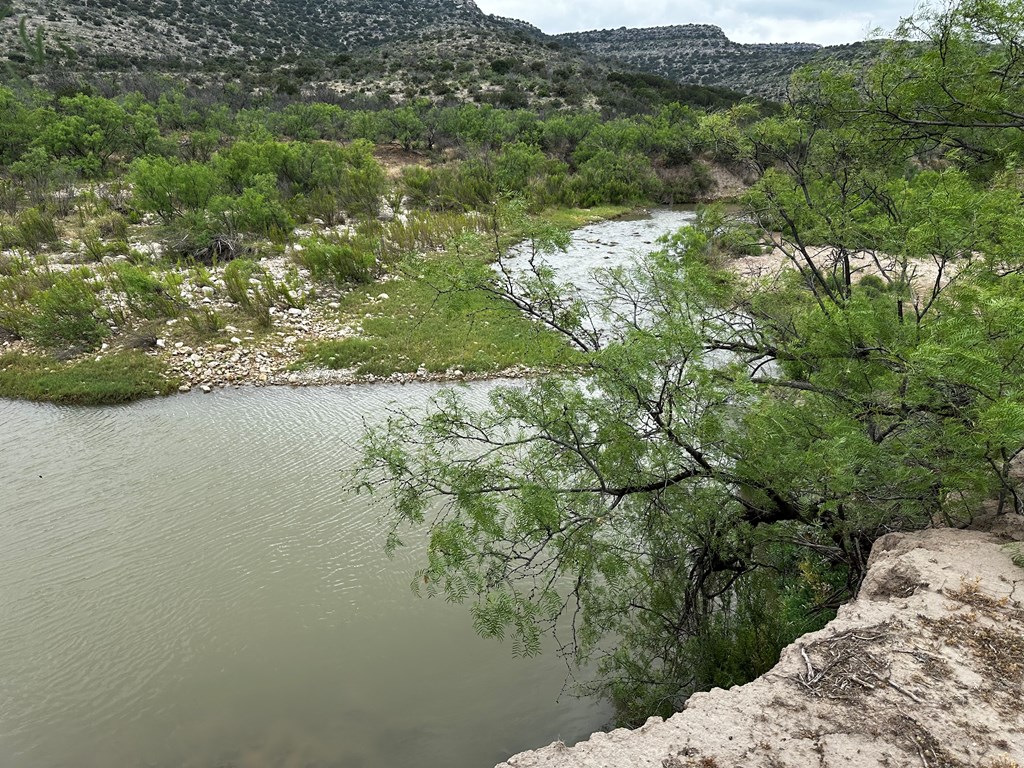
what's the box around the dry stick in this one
[914,739,930,768]
[849,675,876,690]
[800,646,815,681]
[869,671,925,703]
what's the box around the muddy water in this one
[0,210,695,768]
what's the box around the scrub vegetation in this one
[0,70,761,403]
[361,0,1024,725]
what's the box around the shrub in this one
[213,182,293,241]
[294,235,376,285]
[0,207,60,250]
[223,258,262,307]
[104,263,182,320]
[24,270,108,351]
[185,306,225,336]
[569,150,660,207]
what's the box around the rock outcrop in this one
[555,25,872,98]
[499,525,1024,768]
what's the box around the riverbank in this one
[1,205,701,405]
[498,523,1024,768]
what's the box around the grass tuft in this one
[0,351,178,405]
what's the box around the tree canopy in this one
[359,0,1024,724]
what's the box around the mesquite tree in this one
[359,0,1024,723]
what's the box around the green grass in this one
[299,206,625,377]
[303,260,582,376]
[530,205,629,231]
[0,351,179,405]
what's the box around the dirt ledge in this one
[498,525,1024,768]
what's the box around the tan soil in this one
[498,524,1024,768]
[729,238,954,301]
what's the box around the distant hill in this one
[0,0,531,62]
[0,1,874,104]
[555,24,873,98]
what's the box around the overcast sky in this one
[473,0,923,45]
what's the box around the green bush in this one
[130,157,221,222]
[104,263,182,319]
[294,235,376,285]
[24,270,109,350]
[569,150,660,206]
[213,181,294,241]
[223,258,262,306]
[0,207,60,250]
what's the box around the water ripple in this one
[0,381,609,768]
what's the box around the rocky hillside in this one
[0,0,531,62]
[0,1,877,102]
[499,524,1024,768]
[555,25,873,98]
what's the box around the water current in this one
[0,208,695,768]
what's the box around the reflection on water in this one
[0,384,609,768]
[0,210,695,768]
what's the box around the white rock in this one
[288,307,304,316]
[377,293,390,301]
[156,338,166,348]
[231,337,242,344]
[200,385,212,393]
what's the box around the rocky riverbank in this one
[498,523,1024,768]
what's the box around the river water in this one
[0,209,695,768]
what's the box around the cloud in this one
[474,0,918,44]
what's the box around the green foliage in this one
[294,235,376,286]
[34,95,159,177]
[569,149,661,206]
[130,158,222,221]
[17,16,45,65]
[0,207,60,250]
[360,3,1024,726]
[222,258,262,306]
[212,178,293,241]
[1007,543,1024,569]
[221,257,294,327]
[304,249,578,377]
[103,263,182,320]
[0,351,177,404]
[24,270,109,351]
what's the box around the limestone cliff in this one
[499,525,1024,768]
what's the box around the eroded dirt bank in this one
[499,525,1024,768]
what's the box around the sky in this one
[473,0,923,45]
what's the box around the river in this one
[0,209,696,768]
